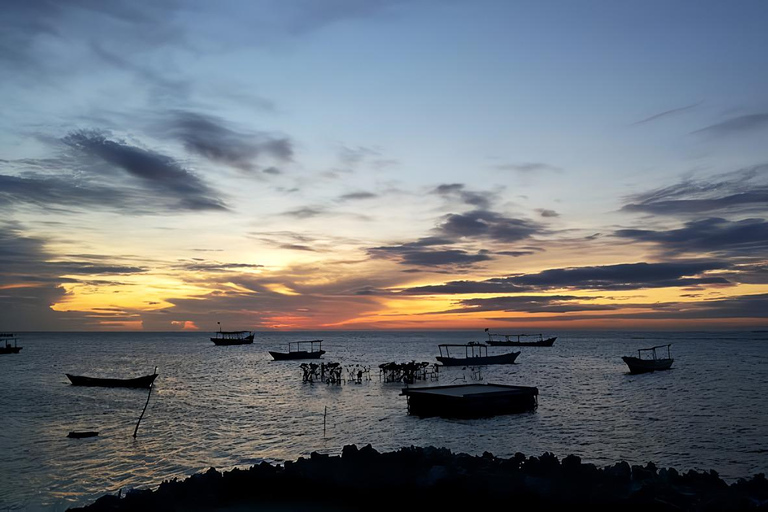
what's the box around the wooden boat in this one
[67,431,99,438]
[0,333,22,354]
[210,328,255,346]
[66,372,158,388]
[484,328,556,347]
[269,340,325,360]
[401,383,538,418]
[622,344,674,374]
[436,342,520,366]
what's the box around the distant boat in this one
[210,324,255,346]
[484,328,556,347]
[66,372,158,389]
[269,340,325,360]
[622,344,674,374]
[436,342,520,366]
[0,333,22,354]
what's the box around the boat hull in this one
[66,373,158,388]
[436,351,520,366]
[211,335,254,346]
[0,346,22,354]
[622,356,674,374]
[269,350,326,361]
[486,337,557,347]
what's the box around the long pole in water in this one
[133,367,157,439]
[323,406,327,437]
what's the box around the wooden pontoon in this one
[269,340,325,360]
[436,342,519,366]
[67,431,99,439]
[484,328,556,347]
[622,344,674,374]
[401,383,538,418]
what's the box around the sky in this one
[1,0,767,331]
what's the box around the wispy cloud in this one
[692,113,768,137]
[622,166,768,216]
[631,101,702,125]
[493,162,561,173]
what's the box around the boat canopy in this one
[634,344,672,360]
[438,342,488,358]
[289,340,323,352]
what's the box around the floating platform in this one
[401,383,538,418]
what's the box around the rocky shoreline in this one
[69,444,768,511]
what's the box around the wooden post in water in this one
[323,406,327,437]
[133,367,157,439]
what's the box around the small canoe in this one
[67,431,99,438]
[66,373,158,389]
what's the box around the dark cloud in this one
[622,166,768,216]
[631,101,702,125]
[497,250,536,257]
[339,191,378,201]
[431,295,616,314]
[370,244,492,267]
[398,261,730,294]
[0,173,133,211]
[0,222,142,329]
[400,277,530,295]
[616,218,768,257]
[173,261,264,272]
[437,210,543,243]
[63,130,227,211]
[485,294,768,322]
[279,244,319,252]
[536,208,559,218]
[159,111,293,172]
[431,184,490,209]
[692,113,768,137]
[47,262,147,275]
[507,261,730,290]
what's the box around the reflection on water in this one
[1,330,767,510]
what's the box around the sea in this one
[1,330,767,511]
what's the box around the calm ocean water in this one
[1,330,767,510]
